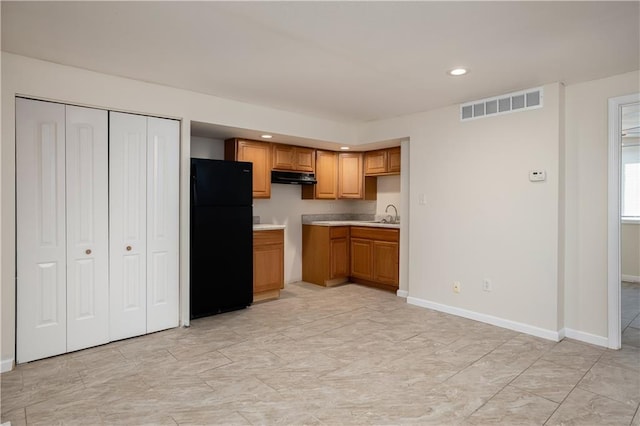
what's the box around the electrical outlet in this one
[483,279,492,292]
[453,281,461,293]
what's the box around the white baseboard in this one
[562,328,608,348]
[406,296,563,342]
[622,274,640,283]
[396,289,408,298]
[1,357,14,373]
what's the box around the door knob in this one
[126,245,132,251]
[85,249,92,255]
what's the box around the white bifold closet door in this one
[16,99,109,363]
[109,112,179,341]
[145,117,180,333]
[65,105,109,352]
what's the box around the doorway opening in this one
[608,93,640,349]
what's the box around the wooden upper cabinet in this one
[364,147,401,176]
[272,144,295,171]
[338,153,364,199]
[225,139,271,198]
[304,150,375,200]
[272,144,315,173]
[387,147,401,173]
[303,150,337,199]
[364,150,387,175]
[295,147,315,172]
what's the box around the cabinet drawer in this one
[330,226,349,239]
[350,226,399,242]
[253,229,284,245]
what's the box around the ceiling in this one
[2,1,639,125]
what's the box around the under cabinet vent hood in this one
[271,170,317,185]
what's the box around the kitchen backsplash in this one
[301,213,376,224]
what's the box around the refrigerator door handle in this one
[191,168,198,206]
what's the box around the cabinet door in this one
[295,147,315,172]
[146,117,180,333]
[338,153,363,199]
[65,105,109,352]
[238,140,271,198]
[330,237,349,279]
[364,150,387,175]
[109,112,147,341]
[314,150,338,199]
[387,147,401,173]
[16,99,67,363]
[350,238,372,280]
[254,243,284,293]
[272,144,295,170]
[373,241,399,287]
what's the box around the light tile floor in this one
[623,281,640,349]
[2,281,639,425]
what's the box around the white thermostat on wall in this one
[529,170,546,182]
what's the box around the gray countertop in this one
[309,220,400,229]
[253,224,286,231]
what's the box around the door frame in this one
[607,92,640,349]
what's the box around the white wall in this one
[362,83,564,338]
[622,223,640,280]
[564,70,640,339]
[191,136,224,160]
[375,175,401,219]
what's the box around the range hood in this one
[271,170,317,185]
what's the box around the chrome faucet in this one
[385,204,399,224]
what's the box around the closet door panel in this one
[146,117,180,332]
[16,98,67,363]
[109,112,147,340]
[65,105,109,352]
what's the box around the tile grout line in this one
[542,348,607,425]
[462,334,558,421]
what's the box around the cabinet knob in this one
[126,245,132,251]
[85,249,92,255]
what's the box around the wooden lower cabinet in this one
[349,238,373,280]
[302,225,350,286]
[372,241,399,285]
[253,229,284,302]
[349,227,399,290]
[330,235,350,279]
[303,225,399,291]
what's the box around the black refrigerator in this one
[190,159,253,319]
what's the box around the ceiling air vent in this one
[460,87,543,121]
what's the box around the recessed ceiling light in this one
[340,146,350,150]
[261,134,273,139]
[448,68,468,76]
